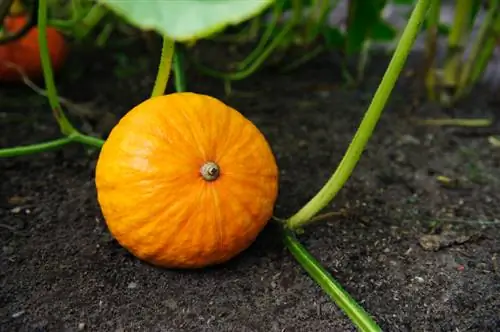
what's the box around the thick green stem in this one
[173,47,187,92]
[151,36,175,97]
[423,0,441,101]
[0,137,73,157]
[283,229,381,332]
[286,0,432,230]
[442,0,473,98]
[38,0,75,136]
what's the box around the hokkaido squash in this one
[95,93,279,269]
[0,14,67,81]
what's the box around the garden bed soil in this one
[1,39,499,332]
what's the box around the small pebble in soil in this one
[414,276,425,283]
[11,310,25,318]
[419,231,479,251]
[78,322,85,330]
[3,246,14,255]
[10,207,21,214]
[127,282,137,289]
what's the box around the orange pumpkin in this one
[95,93,279,269]
[0,15,67,81]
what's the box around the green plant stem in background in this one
[423,0,441,101]
[286,0,432,230]
[456,0,499,98]
[192,0,300,81]
[305,0,333,43]
[151,36,175,97]
[236,0,284,71]
[173,47,187,92]
[458,2,500,98]
[415,117,492,127]
[281,44,325,72]
[48,1,89,31]
[72,3,109,39]
[442,0,472,100]
[283,230,381,332]
[247,15,261,41]
[193,17,295,81]
[38,0,76,136]
[0,0,106,158]
[95,21,115,47]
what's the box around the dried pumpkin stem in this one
[151,35,175,98]
[286,0,432,230]
[200,161,220,181]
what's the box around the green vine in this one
[423,0,441,101]
[191,0,300,82]
[441,0,473,104]
[235,0,285,70]
[0,137,73,157]
[173,46,187,92]
[151,36,175,97]
[455,0,500,100]
[0,0,105,158]
[283,229,381,332]
[286,0,432,230]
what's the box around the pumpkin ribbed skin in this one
[0,15,67,81]
[95,93,279,269]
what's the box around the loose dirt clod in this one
[419,230,482,251]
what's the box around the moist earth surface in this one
[1,39,499,332]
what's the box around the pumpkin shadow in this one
[103,219,286,276]
[200,221,286,272]
[136,221,286,275]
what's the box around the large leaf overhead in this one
[97,0,275,41]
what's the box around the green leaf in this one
[438,22,450,34]
[96,0,274,41]
[283,229,382,332]
[391,0,416,4]
[322,26,345,49]
[345,0,388,54]
[370,20,397,41]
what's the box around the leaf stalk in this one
[286,0,432,230]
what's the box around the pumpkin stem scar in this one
[200,161,220,181]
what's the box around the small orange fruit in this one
[0,15,68,82]
[95,92,279,269]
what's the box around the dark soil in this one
[1,37,499,332]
